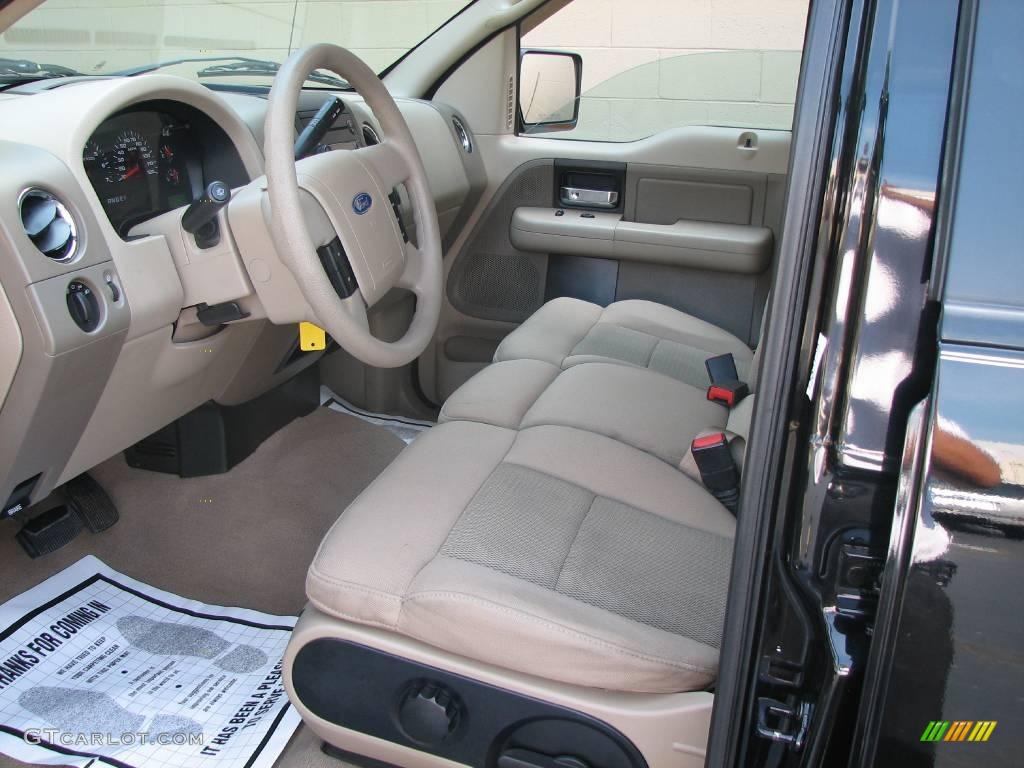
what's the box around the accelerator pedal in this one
[16,505,83,558]
[65,472,119,533]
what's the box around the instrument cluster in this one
[83,110,202,236]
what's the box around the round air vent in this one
[361,123,380,146]
[19,188,77,262]
[451,116,473,154]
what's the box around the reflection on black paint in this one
[874,349,1024,766]
[876,562,954,766]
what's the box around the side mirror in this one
[519,49,583,133]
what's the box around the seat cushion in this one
[494,297,754,389]
[440,359,730,468]
[307,420,735,693]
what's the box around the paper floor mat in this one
[321,385,433,444]
[0,556,301,768]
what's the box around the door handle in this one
[560,186,618,208]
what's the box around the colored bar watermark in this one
[921,721,996,742]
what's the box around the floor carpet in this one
[0,406,407,768]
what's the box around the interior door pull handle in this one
[560,186,618,208]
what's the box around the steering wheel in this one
[264,44,442,368]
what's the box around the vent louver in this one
[361,123,380,146]
[19,189,77,262]
[451,116,473,153]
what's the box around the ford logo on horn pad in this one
[352,193,373,215]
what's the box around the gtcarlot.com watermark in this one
[24,729,204,747]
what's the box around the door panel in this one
[446,160,554,325]
[509,208,772,272]
[421,30,792,403]
[633,177,753,226]
[616,261,761,344]
[428,137,787,401]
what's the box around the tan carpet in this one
[0,406,406,768]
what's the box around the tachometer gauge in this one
[82,140,113,180]
[83,140,103,165]
[110,130,157,183]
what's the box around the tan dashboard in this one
[0,73,481,516]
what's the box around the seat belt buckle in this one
[707,380,750,408]
[691,432,741,514]
[705,353,749,407]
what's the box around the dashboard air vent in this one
[361,123,380,146]
[19,188,77,262]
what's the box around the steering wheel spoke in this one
[338,291,370,330]
[396,241,425,292]
[353,141,410,193]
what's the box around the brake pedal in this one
[65,473,119,533]
[16,505,83,558]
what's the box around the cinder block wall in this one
[0,0,467,73]
[1,0,806,139]
[523,0,808,139]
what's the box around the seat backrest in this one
[747,293,771,394]
[729,294,770,470]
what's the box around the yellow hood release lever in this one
[299,322,327,352]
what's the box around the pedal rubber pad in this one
[65,473,119,533]
[16,505,83,558]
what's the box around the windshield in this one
[0,0,475,86]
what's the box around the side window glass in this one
[520,0,809,141]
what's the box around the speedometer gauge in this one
[110,130,157,183]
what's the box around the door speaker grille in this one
[447,161,553,322]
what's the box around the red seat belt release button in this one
[707,385,735,407]
[693,432,729,451]
[690,432,740,515]
[707,381,749,408]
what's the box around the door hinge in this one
[755,696,812,750]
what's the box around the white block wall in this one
[1,0,808,139]
[523,0,808,139]
[0,0,468,74]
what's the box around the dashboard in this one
[0,73,482,526]
[82,102,249,236]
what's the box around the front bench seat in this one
[494,297,755,389]
[439,358,755,472]
[305,419,735,694]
